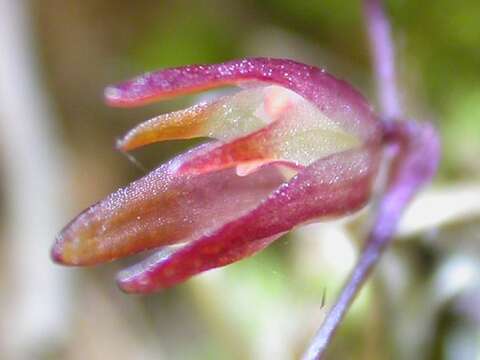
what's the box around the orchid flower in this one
[52,57,439,359]
[52,57,438,294]
[52,0,441,356]
[52,57,386,292]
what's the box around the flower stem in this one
[302,232,385,359]
[303,117,440,360]
[364,0,401,120]
[303,1,409,358]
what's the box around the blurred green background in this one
[0,0,479,359]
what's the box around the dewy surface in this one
[53,58,383,293]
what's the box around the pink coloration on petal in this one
[176,121,281,176]
[117,147,379,293]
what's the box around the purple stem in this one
[302,232,384,359]
[303,121,440,360]
[364,0,401,119]
[301,149,396,360]
[303,1,441,359]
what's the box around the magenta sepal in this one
[117,146,379,293]
[105,58,381,142]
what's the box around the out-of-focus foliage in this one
[0,0,479,359]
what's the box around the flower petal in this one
[52,143,288,266]
[118,84,363,177]
[176,94,362,176]
[117,86,271,151]
[105,58,381,143]
[116,101,218,151]
[117,146,380,293]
